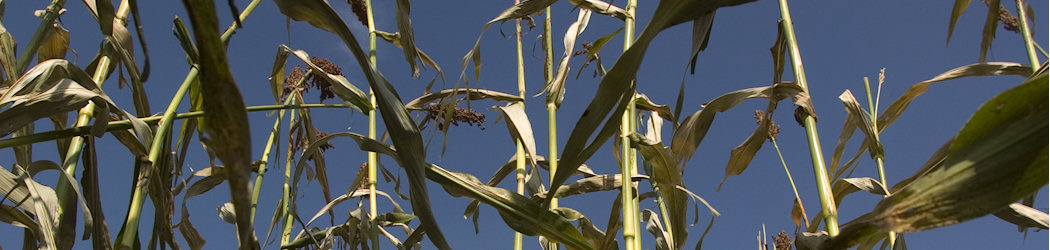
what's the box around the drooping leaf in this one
[404,88,521,110]
[641,209,672,250]
[181,0,257,248]
[567,0,630,20]
[344,133,594,249]
[496,102,539,167]
[978,0,1000,62]
[670,82,813,166]
[394,0,422,78]
[687,11,716,75]
[838,90,883,159]
[35,18,69,63]
[374,30,445,82]
[271,1,452,246]
[460,0,557,83]
[80,137,112,249]
[276,44,373,111]
[825,71,1048,249]
[876,62,1031,131]
[539,9,591,107]
[720,106,775,191]
[553,0,761,207]
[630,134,689,248]
[946,0,971,46]
[0,21,18,84]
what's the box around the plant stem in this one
[776,0,839,236]
[513,1,527,248]
[281,101,298,246]
[52,0,128,245]
[1015,0,1040,71]
[15,0,67,75]
[365,0,381,248]
[771,138,809,228]
[620,0,640,249]
[863,77,894,245]
[542,6,562,250]
[0,103,347,150]
[250,94,295,223]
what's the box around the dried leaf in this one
[946,0,971,46]
[993,203,1049,230]
[539,9,591,107]
[404,88,521,109]
[567,0,630,20]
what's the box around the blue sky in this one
[1,0,1047,249]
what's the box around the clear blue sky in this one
[1,0,1047,249]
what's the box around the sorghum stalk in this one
[777,0,839,236]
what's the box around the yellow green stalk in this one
[777,0,839,236]
[620,0,640,249]
[1015,0,1040,71]
[281,102,298,246]
[365,0,381,248]
[864,75,895,245]
[513,2,527,249]
[543,7,560,250]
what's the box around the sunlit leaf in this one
[826,71,1048,249]
[630,134,689,248]
[539,9,591,107]
[395,0,422,78]
[404,88,521,110]
[374,30,445,82]
[567,0,630,20]
[993,203,1049,230]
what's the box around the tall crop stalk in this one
[864,75,894,245]
[115,1,262,247]
[365,0,382,248]
[776,0,839,236]
[281,103,297,246]
[1015,0,1040,71]
[544,7,561,250]
[54,0,128,237]
[252,94,294,223]
[620,0,640,249]
[512,1,527,249]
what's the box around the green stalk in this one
[0,103,348,150]
[1015,0,1040,71]
[771,137,809,228]
[513,2,527,248]
[53,0,129,245]
[14,0,67,75]
[115,1,262,247]
[777,0,839,236]
[543,7,561,250]
[250,92,296,222]
[281,101,298,246]
[365,0,381,248]
[864,77,895,245]
[620,0,640,249]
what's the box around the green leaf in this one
[826,71,1049,249]
[630,134,689,248]
[838,90,883,159]
[374,30,445,82]
[395,0,422,78]
[496,102,539,167]
[181,0,257,248]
